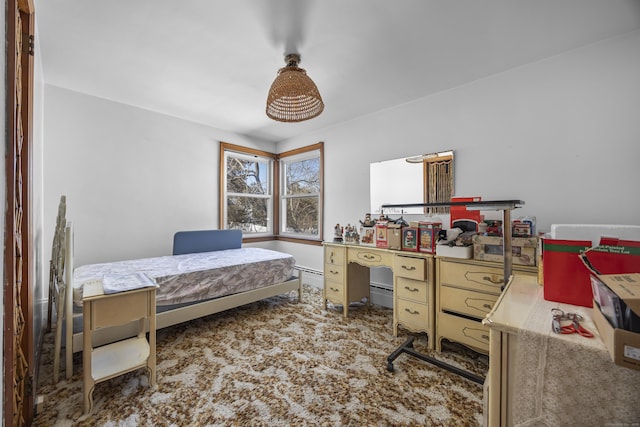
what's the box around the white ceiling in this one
[34,0,640,144]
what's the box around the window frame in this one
[278,143,324,242]
[219,141,323,245]
[219,142,277,240]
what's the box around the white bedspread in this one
[73,247,295,306]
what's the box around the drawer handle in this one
[482,334,489,342]
[483,275,503,284]
[330,287,340,292]
[404,308,420,315]
[363,254,375,260]
[330,256,334,264]
[483,303,492,310]
[404,286,419,293]
[402,265,416,271]
[329,270,339,275]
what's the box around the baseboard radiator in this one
[295,267,394,308]
[295,266,324,289]
[370,281,393,309]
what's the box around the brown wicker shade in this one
[266,54,324,122]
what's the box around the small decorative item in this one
[333,223,344,243]
[375,219,389,248]
[360,225,375,246]
[359,213,376,228]
[344,224,360,244]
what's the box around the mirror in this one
[370,150,454,215]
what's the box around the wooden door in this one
[4,0,35,425]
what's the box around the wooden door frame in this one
[4,0,35,425]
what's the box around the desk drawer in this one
[437,311,489,354]
[394,255,426,281]
[396,277,428,304]
[439,262,505,294]
[397,299,429,332]
[439,286,497,319]
[325,246,346,266]
[348,247,393,267]
[324,263,345,283]
[324,279,344,304]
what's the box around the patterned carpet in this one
[34,285,488,426]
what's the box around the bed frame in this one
[51,210,302,383]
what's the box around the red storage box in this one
[543,237,640,307]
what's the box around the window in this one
[221,143,275,236]
[220,141,323,243]
[279,146,322,239]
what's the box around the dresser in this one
[435,257,537,354]
[323,243,435,346]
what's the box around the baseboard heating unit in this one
[296,266,324,289]
[370,282,393,309]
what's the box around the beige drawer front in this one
[439,262,506,294]
[397,299,429,332]
[396,277,428,304]
[324,263,345,283]
[324,279,344,304]
[348,247,393,267]
[440,286,497,320]
[438,311,490,354]
[394,255,426,281]
[325,246,346,266]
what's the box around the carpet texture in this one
[34,285,487,426]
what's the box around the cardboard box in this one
[591,273,640,372]
[543,237,640,307]
[388,224,402,250]
[472,235,537,266]
[402,226,419,252]
[418,221,442,253]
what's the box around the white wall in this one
[43,30,640,276]
[33,17,47,382]
[278,30,640,272]
[43,86,277,267]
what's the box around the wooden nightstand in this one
[82,281,157,415]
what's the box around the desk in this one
[82,282,157,415]
[323,243,435,347]
[484,275,640,426]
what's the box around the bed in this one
[50,203,301,383]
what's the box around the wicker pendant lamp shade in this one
[266,54,324,122]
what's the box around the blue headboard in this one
[172,229,243,255]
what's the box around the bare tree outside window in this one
[282,156,320,235]
[224,150,273,234]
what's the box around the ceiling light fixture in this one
[266,53,324,122]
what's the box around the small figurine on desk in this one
[344,224,359,244]
[333,223,344,243]
[359,213,376,227]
